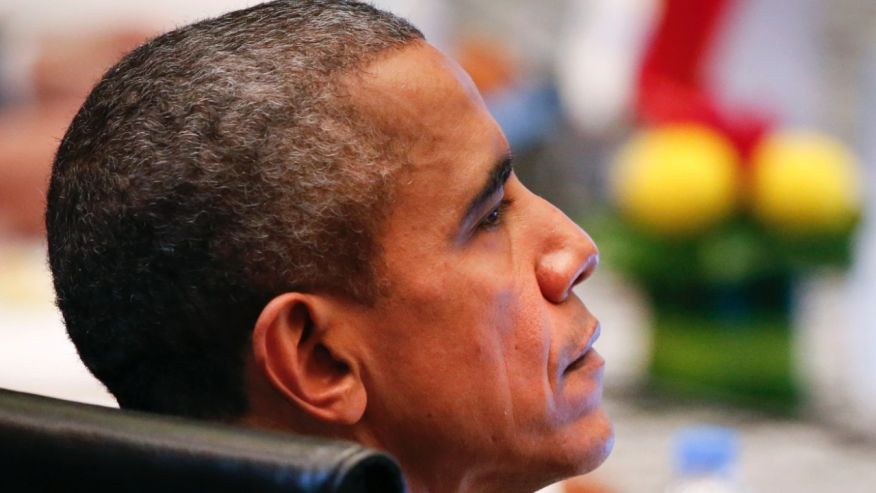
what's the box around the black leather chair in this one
[0,388,405,492]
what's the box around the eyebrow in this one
[460,153,514,227]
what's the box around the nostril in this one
[571,253,599,290]
[571,269,588,289]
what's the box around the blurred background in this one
[1,0,875,491]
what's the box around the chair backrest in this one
[0,388,406,492]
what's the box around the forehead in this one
[346,41,509,238]
[349,41,487,138]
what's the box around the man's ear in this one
[251,293,366,425]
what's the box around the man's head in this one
[46,1,612,491]
[47,0,422,418]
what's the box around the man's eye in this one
[478,200,510,231]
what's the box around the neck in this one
[350,424,554,493]
[390,452,546,493]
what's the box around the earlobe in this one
[251,293,367,425]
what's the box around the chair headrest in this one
[0,388,405,492]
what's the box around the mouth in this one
[563,322,602,375]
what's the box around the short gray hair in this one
[46,0,423,419]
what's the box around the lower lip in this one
[561,348,605,415]
[564,348,605,375]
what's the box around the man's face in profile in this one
[340,41,613,490]
[43,2,610,490]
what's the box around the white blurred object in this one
[795,40,876,440]
[837,41,876,438]
[556,0,657,134]
[0,242,116,407]
[574,268,652,391]
[707,0,822,128]
[794,269,876,439]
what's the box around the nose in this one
[535,199,599,304]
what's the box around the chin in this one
[559,407,615,477]
[578,413,615,473]
[493,395,615,492]
[521,407,615,491]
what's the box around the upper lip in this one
[563,322,601,374]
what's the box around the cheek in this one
[445,252,558,426]
[358,289,523,456]
[370,274,531,410]
[362,278,504,393]
[501,298,559,418]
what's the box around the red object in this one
[635,0,772,161]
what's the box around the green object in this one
[648,308,798,413]
[583,211,854,291]
[578,211,828,413]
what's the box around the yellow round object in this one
[751,131,861,234]
[612,125,740,236]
